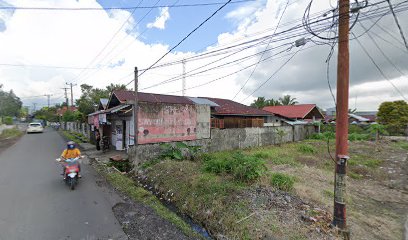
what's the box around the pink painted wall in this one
[137,103,197,144]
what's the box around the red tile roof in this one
[203,97,272,116]
[263,104,319,119]
[112,90,194,105]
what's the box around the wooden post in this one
[134,67,138,146]
[333,0,350,238]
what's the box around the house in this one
[88,91,282,150]
[57,106,78,117]
[263,104,324,123]
[90,90,211,150]
[193,97,278,128]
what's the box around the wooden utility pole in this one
[44,94,53,108]
[133,67,138,146]
[61,87,69,106]
[334,0,350,238]
[66,82,77,107]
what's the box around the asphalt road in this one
[0,128,127,240]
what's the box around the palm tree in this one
[266,98,281,106]
[279,95,298,105]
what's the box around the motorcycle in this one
[56,156,82,190]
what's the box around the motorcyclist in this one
[60,141,82,178]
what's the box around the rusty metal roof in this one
[113,90,194,105]
[263,104,320,119]
[201,97,273,116]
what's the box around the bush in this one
[160,142,201,161]
[3,116,13,125]
[0,128,22,138]
[297,144,317,154]
[270,173,295,191]
[348,133,369,141]
[348,125,365,134]
[203,152,267,182]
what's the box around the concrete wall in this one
[129,125,316,166]
[137,103,210,144]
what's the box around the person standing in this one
[95,129,101,151]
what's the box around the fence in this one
[61,122,91,139]
[129,125,316,166]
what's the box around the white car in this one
[27,123,44,133]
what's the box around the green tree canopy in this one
[279,95,298,105]
[33,106,59,122]
[0,84,22,117]
[76,83,127,117]
[250,95,298,108]
[377,100,408,135]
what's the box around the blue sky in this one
[96,0,260,52]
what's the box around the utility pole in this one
[66,82,77,107]
[133,67,138,146]
[182,59,186,96]
[32,103,37,112]
[61,87,69,107]
[44,94,53,108]
[333,0,350,239]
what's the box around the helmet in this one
[67,141,75,149]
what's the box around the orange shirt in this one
[61,148,81,159]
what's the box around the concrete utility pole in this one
[61,87,69,107]
[133,67,138,146]
[182,59,186,96]
[66,83,77,107]
[44,94,53,108]
[333,0,350,239]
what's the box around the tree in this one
[250,97,281,109]
[33,107,59,122]
[76,83,127,117]
[0,85,22,117]
[377,100,408,135]
[279,95,298,105]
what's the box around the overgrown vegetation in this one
[202,152,267,182]
[61,130,89,144]
[107,160,132,173]
[93,163,202,239]
[160,142,201,161]
[0,128,22,139]
[131,139,407,239]
[270,172,295,191]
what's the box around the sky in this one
[0,0,407,112]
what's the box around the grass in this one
[0,128,22,139]
[61,130,89,144]
[392,141,408,150]
[270,172,295,191]
[94,163,202,239]
[348,155,382,168]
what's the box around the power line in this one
[0,0,255,11]
[242,43,305,102]
[129,0,233,86]
[386,0,408,50]
[351,32,407,101]
[359,21,408,80]
[70,0,144,83]
[74,0,164,83]
[232,0,290,100]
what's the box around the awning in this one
[105,104,131,114]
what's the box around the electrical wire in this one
[352,32,407,101]
[0,0,255,11]
[386,0,408,50]
[127,0,233,86]
[231,0,290,100]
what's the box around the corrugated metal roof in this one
[113,90,194,105]
[201,97,272,116]
[263,104,319,119]
[188,97,219,107]
[349,113,370,122]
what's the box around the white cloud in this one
[0,0,406,112]
[146,7,170,30]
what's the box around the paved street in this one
[0,128,127,240]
